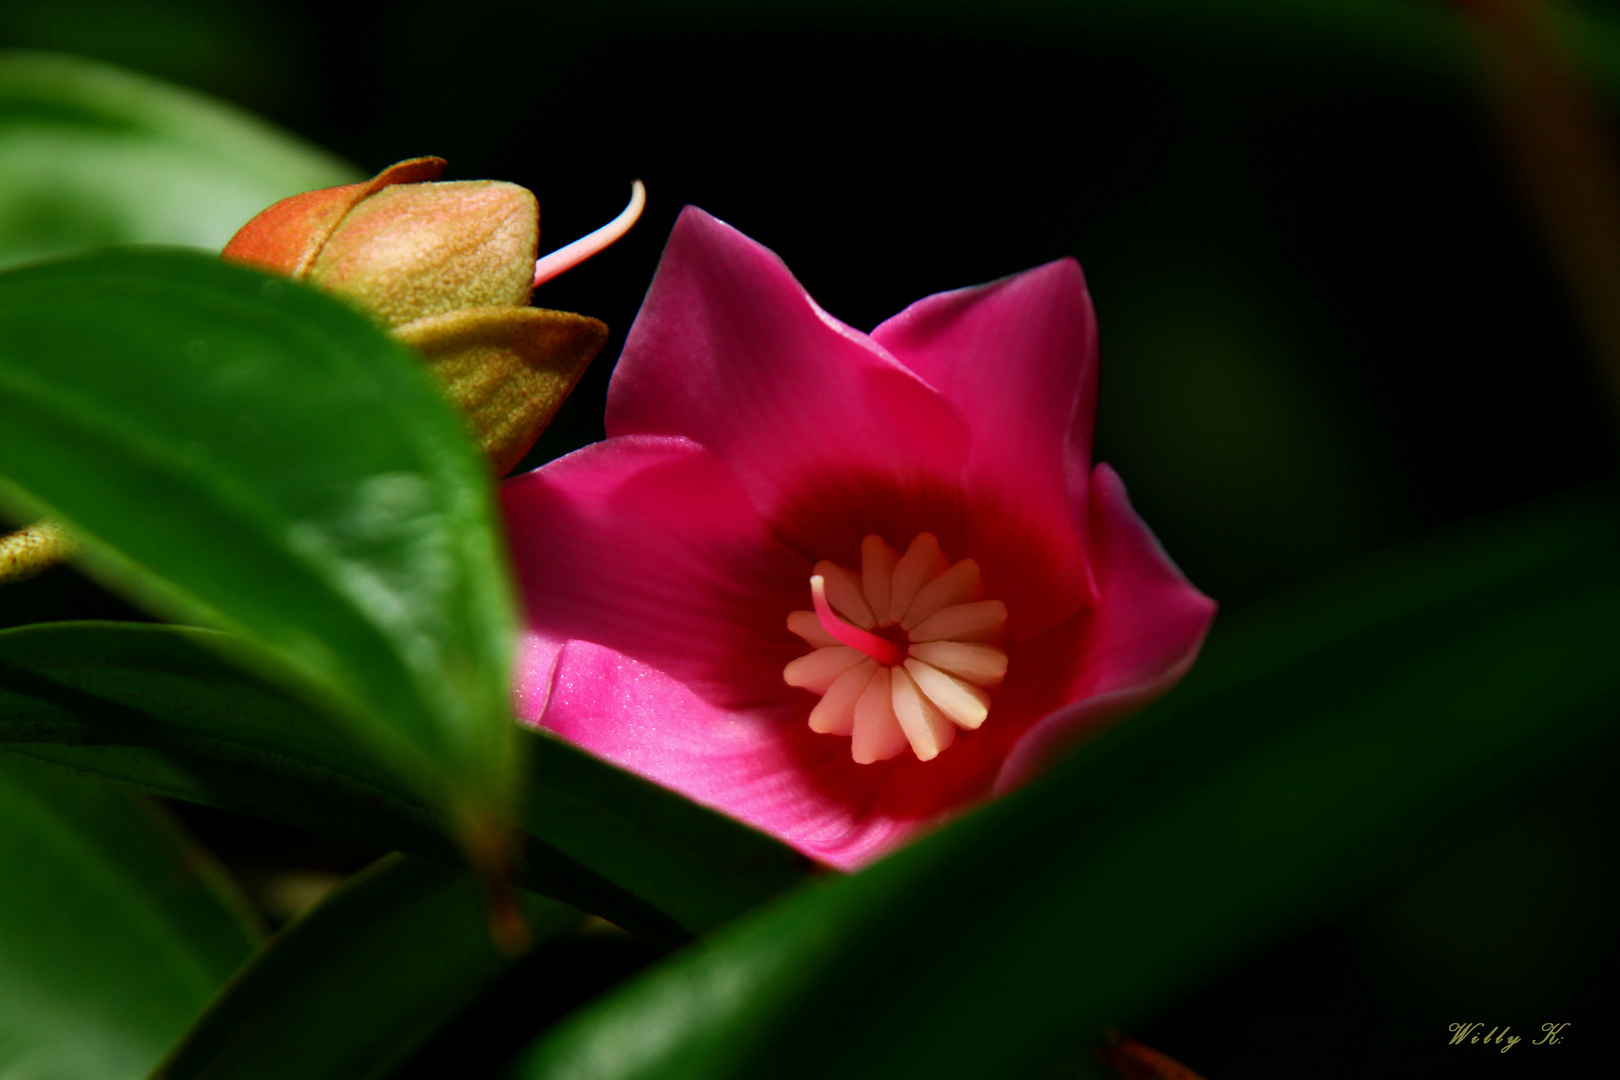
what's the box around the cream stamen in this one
[903,658,991,730]
[783,645,866,693]
[901,558,986,630]
[907,640,1009,687]
[861,535,899,621]
[909,599,1007,643]
[887,533,949,624]
[784,533,1010,763]
[814,560,878,628]
[891,665,955,761]
[787,609,839,648]
[852,666,908,763]
[808,661,874,736]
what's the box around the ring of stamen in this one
[784,533,1008,764]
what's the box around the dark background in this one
[3,1,1617,1075]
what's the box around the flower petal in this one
[505,218,1215,871]
[605,207,973,558]
[501,433,808,709]
[503,434,1019,867]
[524,638,999,869]
[995,464,1217,792]
[871,259,1098,639]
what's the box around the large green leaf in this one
[0,49,357,269]
[0,758,260,1078]
[504,494,1620,1079]
[0,248,520,862]
[152,855,578,1080]
[0,622,809,945]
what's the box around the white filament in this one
[531,180,647,288]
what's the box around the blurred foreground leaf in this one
[0,622,809,944]
[0,758,259,1078]
[0,49,356,269]
[0,249,520,864]
[506,493,1620,1080]
[152,855,578,1080]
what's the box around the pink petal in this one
[505,454,1210,868]
[500,434,809,709]
[524,638,950,868]
[501,217,1216,870]
[605,207,973,562]
[521,637,839,842]
[526,619,1093,867]
[994,463,1217,792]
[871,259,1098,639]
[501,433,1028,868]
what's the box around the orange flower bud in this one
[223,157,609,476]
[306,179,538,327]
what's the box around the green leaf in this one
[0,248,520,862]
[504,494,1620,1079]
[152,855,577,1080]
[0,622,810,945]
[0,757,260,1078]
[0,49,358,269]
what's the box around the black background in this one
[2,1,1617,1075]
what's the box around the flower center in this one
[783,533,1008,764]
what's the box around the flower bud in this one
[223,157,608,475]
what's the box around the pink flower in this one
[501,208,1216,868]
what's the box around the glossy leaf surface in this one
[153,855,578,1080]
[508,496,1620,1079]
[0,622,809,944]
[0,248,521,855]
[0,49,357,269]
[0,758,260,1078]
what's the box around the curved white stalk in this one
[532,180,647,288]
